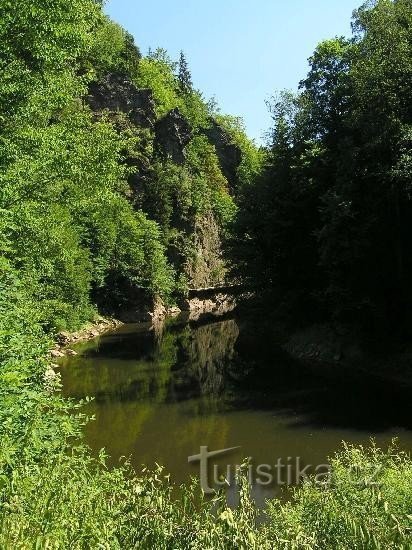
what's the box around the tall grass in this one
[1,423,411,548]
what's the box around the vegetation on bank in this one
[0,0,411,547]
[235,0,412,338]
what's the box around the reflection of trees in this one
[61,354,174,403]
[61,317,242,473]
[172,319,240,399]
[61,329,177,403]
[62,318,240,406]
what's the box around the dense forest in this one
[0,0,411,547]
[236,0,412,340]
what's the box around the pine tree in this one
[177,50,193,94]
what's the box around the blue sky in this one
[105,0,359,142]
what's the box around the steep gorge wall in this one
[86,71,242,294]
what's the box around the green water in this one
[60,314,412,505]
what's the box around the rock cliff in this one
[87,73,241,305]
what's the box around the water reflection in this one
[60,314,412,505]
[62,318,239,405]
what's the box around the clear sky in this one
[105,0,359,143]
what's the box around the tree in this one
[177,50,193,95]
[234,0,412,334]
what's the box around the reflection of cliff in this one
[61,318,241,406]
[174,319,240,397]
[62,318,242,473]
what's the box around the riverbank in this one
[49,287,245,359]
[49,317,124,359]
[283,323,412,389]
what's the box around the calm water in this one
[60,314,412,505]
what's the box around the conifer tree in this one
[177,50,193,94]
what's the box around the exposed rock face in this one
[179,293,238,321]
[154,108,192,164]
[202,119,242,189]
[282,323,412,387]
[185,210,226,288]
[282,325,356,371]
[86,76,236,306]
[87,72,156,128]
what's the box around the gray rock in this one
[57,331,71,345]
[87,72,156,128]
[50,349,65,358]
[154,108,192,164]
[44,366,60,392]
[185,210,225,288]
[202,119,242,189]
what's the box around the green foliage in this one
[265,443,412,549]
[0,0,101,125]
[235,0,412,333]
[87,17,141,79]
[186,136,229,193]
[0,260,84,470]
[317,0,412,329]
[136,52,179,117]
[9,203,94,331]
[138,160,192,239]
[138,136,236,283]
[216,114,266,187]
[0,0,174,331]
[1,107,174,329]
[233,90,326,317]
[177,50,193,95]
[136,49,210,128]
[186,136,237,227]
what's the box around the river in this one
[59,313,412,507]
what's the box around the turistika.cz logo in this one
[188,446,381,494]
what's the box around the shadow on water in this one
[232,318,412,432]
[59,313,412,505]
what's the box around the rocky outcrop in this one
[154,108,192,164]
[282,323,412,387]
[179,293,238,321]
[102,283,179,323]
[202,119,242,189]
[87,72,156,128]
[86,75,237,307]
[185,210,226,288]
[55,318,123,347]
[49,317,123,359]
[282,325,361,373]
